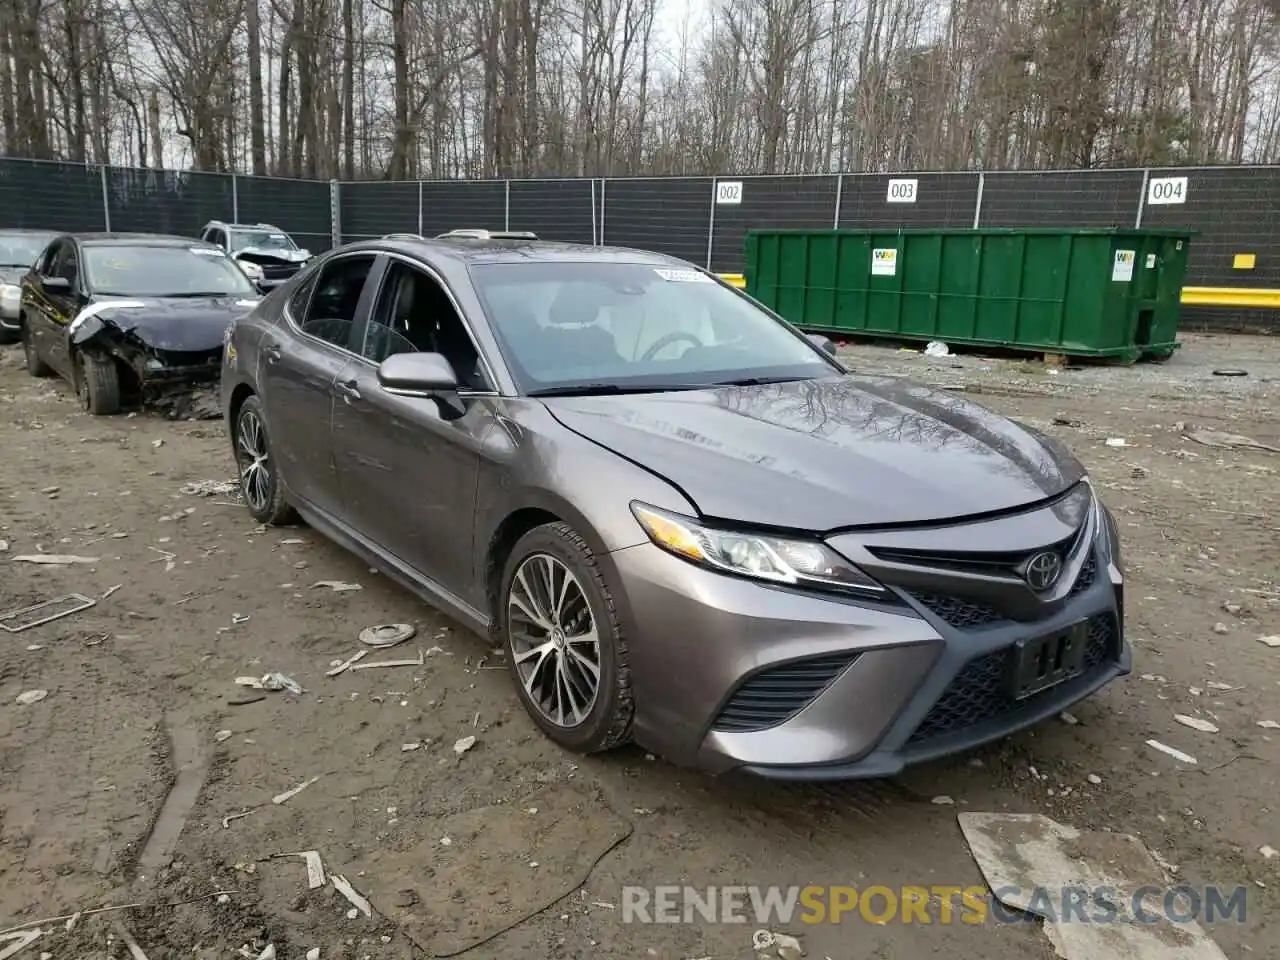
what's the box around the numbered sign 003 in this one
[1147,176,1188,205]
[887,178,918,203]
[715,181,743,205]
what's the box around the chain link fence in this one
[2,157,1278,328]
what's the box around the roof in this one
[370,236,687,267]
[75,232,218,247]
[205,221,286,231]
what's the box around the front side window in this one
[362,261,488,388]
[470,261,837,394]
[295,255,375,348]
[84,245,257,298]
[0,233,56,268]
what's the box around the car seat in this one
[544,287,622,369]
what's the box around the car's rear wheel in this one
[21,321,52,377]
[76,353,121,416]
[499,522,633,753]
[233,395,298,525]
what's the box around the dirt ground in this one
[1,332,1277,960]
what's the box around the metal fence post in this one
[231,172,239,223]
[590,179,598,245]
[705,178,718,270]
[100,164,111,232]
[832,173,843,228]
[1135,169,1150,228]
[417,181,424,235]
[599,178,607,245]
[329,180,341,248]
[504,180,511,231]
[972,171,985,229]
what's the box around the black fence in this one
[2,157,1279,329]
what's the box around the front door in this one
[30,240,81,378]
[331,257,496,596]
[258,253,381,519]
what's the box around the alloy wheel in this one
[506,553,602,727]
[236,409,271,513]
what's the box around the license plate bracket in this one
[1008,621,1089,700]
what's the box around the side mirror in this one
[377,352,459,395]
[41,276,71,294]
[808,333,838,356]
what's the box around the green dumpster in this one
[743,227,1193,363]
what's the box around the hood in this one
[73,295,261,352]
[543,375,1084,530]
[0,268,25,285]
[233,247,311,266]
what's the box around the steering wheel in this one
[641,331,704,362]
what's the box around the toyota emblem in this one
[1024,551,1063,591]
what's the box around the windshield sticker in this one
[269,234,287,240]
[68,299,147,336]
[190,246,224,256]
[653,268,711,283]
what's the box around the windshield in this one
[85,245,258,297]
[229,230,297,253]
[470,262,838,394]
[0,233,53,267]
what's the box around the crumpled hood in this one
[543,375,1084,530]
[233,246,311,266]
[0,268,25,285]
[75,295,261,352]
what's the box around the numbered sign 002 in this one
[715,181,743,205]
[1147,176,1188,205]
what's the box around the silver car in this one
[220,235,1129,779]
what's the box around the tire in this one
[498,522,633,753]
[76,353,121,415]
[232,394,298,525]
[21,321,52,377]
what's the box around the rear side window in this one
[293,255,375,349]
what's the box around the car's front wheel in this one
[233,395,298,525]
[21,320,52,377]
[76,353,122,415]
[499,522,634,753]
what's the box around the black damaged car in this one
[20,233,263,415]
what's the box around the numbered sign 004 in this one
[1146,176,1188,205]
[715,180,743,205]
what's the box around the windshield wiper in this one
[526,382,707,398]
[711,375,810,387]
[162,291,235,298]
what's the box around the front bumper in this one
[611,512,1127,779]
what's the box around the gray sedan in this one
[220,235,1129,779]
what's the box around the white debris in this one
[1257,720,1280,729]
[924,340,950,357]
[931,795,955,805]
[1146,739,1197,764]
[1087,774,1102,785]
[1104,437,1127,447]
[1059,711,1080,725]
[1261,845,1278,860]
[15,690,48,706]
[401,743,422,752]
[11,555,99,565]
[312,580,362,593]
[306,951,320,960]
[331,874,372,919]
[280,850,326,889]
[1173,715,1220,734]
[214,730,233,743]
[453,735,477,755]
[1258,635,1280,648]
[272,776,321,805]
[359,623,417,648]
[325,650,368,676]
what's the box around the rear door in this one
[257,252,383,518]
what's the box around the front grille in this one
[711,653,860,733]
[906,614,1117,746]
[910,592,1005,630]
[262,263,301,280]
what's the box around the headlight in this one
[237,260,264,280]
[0,283,20,303]
[630,502,885,596]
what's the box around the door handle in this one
[335,377,361,402]
[263,340,282,363]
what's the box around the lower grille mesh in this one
[711,653,860,733]
[906,614,1117,746]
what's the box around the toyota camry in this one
[220,233,1129,779]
